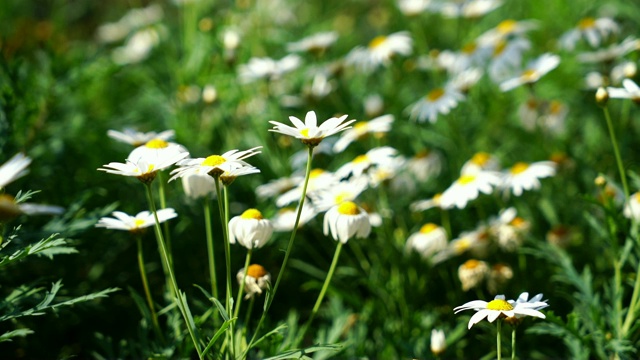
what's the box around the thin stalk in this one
[497,319,502,360]
[296,242,343,346]
[621,263,640,335]
[243,296,256,336]
[511,327,516,360]
[203,198,219,300]
[144,183,203,358]
[602,106,630,203]
[158,172,173,264]
[135,234,163,343]
[244,146,314,357]
[234,249,253,320]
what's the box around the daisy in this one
[95,208,178,233]
[546,225,573,248]
[488,37,531,83]
[0,194,64,222]
[560,17,619,51]
[219,164,261,186]
[323,201,371,243]
[237,264,271,299]
[407,86,465,123]
[127,138,188,164]
[461,152,501,175]
[430,329,446,356]
[182,172,216,200]
[447,226,491,258]
[449,67,484,94]
[169,147,262,181]
[367,155,407,188]
[272,204,318,232]
[335,146,399,179]
[99,152,188,184]
[458,259,489,291]
[410,193,443,212]
[107,128,175,147]
[454,294,546,329]
[499,53,561,92]
[275,168,338,207]
[269,110,355,148]
[346,31,413,72]
[238,54,301,83]
[228,208,273,249]
[577,37,640,64]
[487,263,514,293]
[407,149,442,182]
[112,25,164,65]
[607,78,640,102]
[0,153,31,189]
[397,0,432,16]
[440,171,502,209]
[256,175,303,200]
[287,31,338,54]
[312,177,369,212]
[437,0,503,19]
[477,19,538,48]
[501,161,556,196]
[406,223,448,259]
[333,114,394,153]
[489,207,530,251]
[623,192,640,221]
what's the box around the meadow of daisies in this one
[2,0,640,358]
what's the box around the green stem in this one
[135,234,163,343]
[603,106,630,203]
[213,178,234,357]
[203,199,219,301]
[497,319,502,360]
[511,327,515,360]
[621,262,640,335]
[158,172,173,264]
[244,146,315,358]
[144,183,203,358]
[296,242,343,346]
[243,296,256,337]
[234,249,253,321]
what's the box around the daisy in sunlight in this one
[269,111,355,148]
[96,208,178,233]
[559,17,619,50]
[499,53,560,92]
[336,146,398,179]
[324,201,371,243]
[128,138,188,164]
[237,264,271,300]
[107,128,175,147]
[458,259,489,291]
[454,294,546,329]
[228,208,273,249]
[346,31,413,72]
[408,86,465,123]
[440,171,502,209]
[461,152,501,175]
[501,161,556,196]
[406,223,448,259]
[333,114,394,153]
[312,177,369,212]
[169,147,262,181]
[99,151,188,184]
[287,31,338,54]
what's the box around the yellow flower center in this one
[353,154,369,163]
[635,192,640,203]
[462,259,481,269]
[471,152,490,166]
[486,299,514,311]
[300,128,311,137]
[578,17,596,30]
[493,40,506,57]
[337,201,360,215]
[420,223,439,234]
[453,238,471,253]
[368,35,387,49]
[458,175,476,185]
[415,149,430,159]
[145,139,169,149]
[202,155,226,166]
[310,169,325,178]
[549,100,562,114]
[426,88,445,102]
[462,42,477,54]
[510,217,526,227]
[521,69,538,81]
[247,264,268,278]
[134,219,146,227]
[334,191,350,205]
[510,162,530,174]
[353,122,368,135]
[241,208,263,220]
[497,19,517,34]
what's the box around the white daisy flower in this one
[287,31,338,54]
[458,259,489,291]
[275,168,339,207]
[99,152,188,184]
[269,111,355,148]
[607,78,640,102]
[461,152,501,175]
[477,19,538,48]
[364,94,385,118]
[430,328,446,356]
[440,171,502,209]
[169,147,262,181]
[407,149,442,182]
[237,264,271,300]
[397,0,432,16]
[449,67,484,93]
[0,153,31,189]
[367,155,407,188]
[454,294,546,329]
[323,201,371,243]
[96,208,177,233]
[312,177,369,212]
[238,54,301,83]
[587,61,638,89]
[499,53,561,92]
[346,31,413,72]
[501,161,556,196]
[0,194,64,222]
[112,26,164,65]
[127,138,188,164]
[228,208,273,249]
[333,114,394,153]
[437,0,503,19]
[107,128,175,147]
[560,17,620,51]
[406,223,448,259]
[336,146,399,179]
[219,164,261,186]
[577,37,640,63]
[410,193,443,212]
[272,204,318,232]
[256,175,303,200]
[623,192,640,220]
[487,263,514,293]
[182,172,216,200]
[488,207,530,251]
[488,37,531,83]
[408,86,465,123]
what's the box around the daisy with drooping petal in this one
[499,53,561,92]
[501,161,556,196]
[440,171,502,209]
[408,86,465,123]
[169,147,262,181]
[182,173,216,200]
[287,31,338,54]
[454,294,546,329]
[272,204,318,232]
[333,114,394,152]
[237,264,271,299]
[96,208,178,233]
[406,223,448,259]
[560,17,619,50]
[346,31,413,72]
[269,111,355,148]
[458,259,489,291]
[607,78,640,103]
[99,151,188,184]
[238,54,301,83]
[0,153,31,189]
[323,201,371,244]
[228,209,273,249]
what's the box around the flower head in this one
[560,17,619,50]
[0,153,31,189]
[607,78,640,103]
[499,53,560,92]
[323,201,371,243]
[269,111,355,147]
[333,114,394,153]
[501,161,556,196]
[287,31,338,54]
[454,294,546,329]
[430,328,446,356]
[96,208,178,233]
[461,152,501,175]
[408,86,465,123]
[169,147,262,181]
[127,138,188,164]
[0,194,64,222]
[458,259,489,291]
[623,192,640,220]
[238,54,301,83]
[182,173,216,200]
[272,204,318,232]
[346,31,413,72]
[228,209,273,249]
[406,223,448,259]
[237,264,271,299]
[99,152,188,184]
[335,146,399,179]
[440,171,502,209]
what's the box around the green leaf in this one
[201,317,235,357]
[262,344,343,360]
[0,328,34,342]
